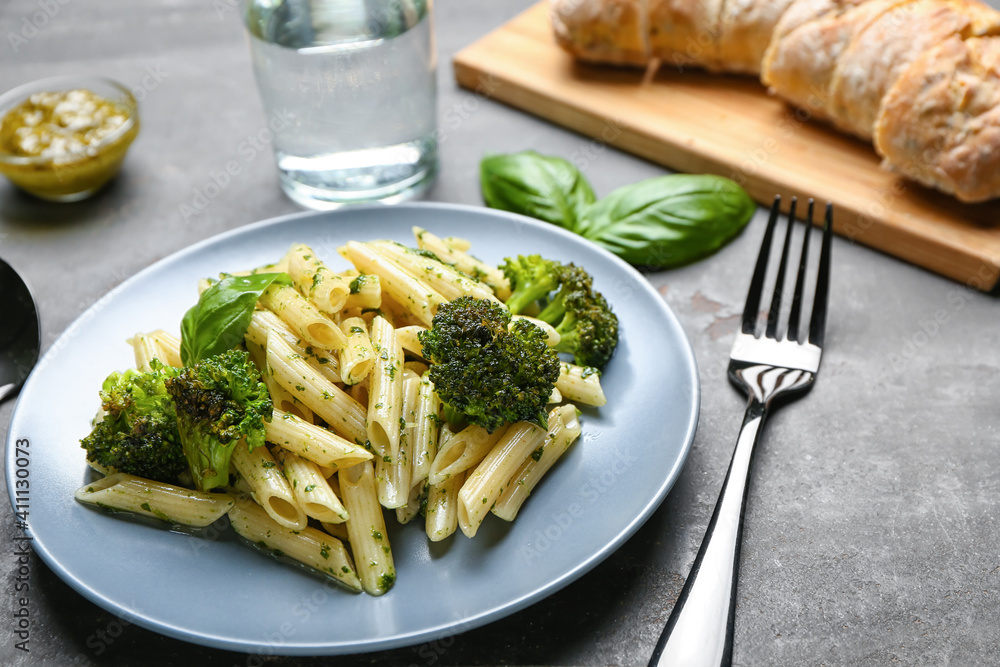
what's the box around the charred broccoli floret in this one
[164,349,272,491]
[501,254,562,315]
[502,257,619,369]
[418,296,560,432]
[80,361,187,483]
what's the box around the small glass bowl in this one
[0,75,140,202]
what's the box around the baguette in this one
[551,0,1000,202]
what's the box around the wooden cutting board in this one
[453,1,1000,291]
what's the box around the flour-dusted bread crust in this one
[550,0,1000,200]
[761,0,908,123]
[829,0,1000,140]
[716,0,797,74]
[875,36,1000,202]
[551,0,650,65]
[648,0,724,70]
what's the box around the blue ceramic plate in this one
[5,203,699,654]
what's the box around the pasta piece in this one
[231,440,307,531]
[259,284,347,351]
[266,330,368,446]
[341,273,382,311]
[457,422,548,537]
[556,362,607,407]
[246,339,314,423]
[394,325,427,358]
[425,470,465,542]
[320,520,349,541]
[367,316,404,462]
[266,409,371,470]
[396,479,426,525]
[411,373,441,487]
[493,405,582,521]
[285,243,351,314]
[442,235,471,251]
[338,462,396,596]
[276,449,349,523]
[548,386,563,404]
[147,330,182,367]
[127,332,163,372]
[74,473,233,527]
[339,317,375,385]
[378,373,420,509]
[127,330,183,370]
[428,424,509,486]
[246,310,341,385]
[368,240,503,304]
[339,241,446,327]
[228,497,361,592]
[413,226,510,299]
[404,360,428,376]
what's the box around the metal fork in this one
[648,196,833,667]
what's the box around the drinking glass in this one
[244,0,438,208]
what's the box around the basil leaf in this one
[180,272,292,365]
[480,151,596,231]
[578,174,755,268]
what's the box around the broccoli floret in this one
[418,296,560,433]
[501,255,562,315]
[80,361,188,484]
[502,257,619,369]
[536,266,619,369]
[164,349,272,491]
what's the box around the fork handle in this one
[648,398,768,667]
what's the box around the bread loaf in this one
[550,0,1000,202]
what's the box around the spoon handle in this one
[0,382,17,403]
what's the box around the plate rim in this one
[5,201,700,654]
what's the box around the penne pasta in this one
[394,325,427,359]
[378,373,420,510]
[276,449,349,523]
[339,317,375,385]
[339,241,446,327]
[338,461,396,596]
[425,470,465,542]
[341,272,382,311]
[246,309,341,385]
[492,405,583,521]
[428,424,509,486]
[366,316,404,463]
[413,226,511,299]
[230,439,307,531]
[411,373,441,487]
[75,473,234,527]
[246,339,315,423]
[556,362,607,407]
[259,284,347,351]
[368,240,503,305]
[285,243,352,315]
[266,330,368,446]
[127,330,183,370]
[228,497,361,592]
[266,409,372,470]
[457,421,548,537]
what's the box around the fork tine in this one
[786,199,814,342]
[808,203,834,346]
[765,197,797,339]
[742,196,781,335]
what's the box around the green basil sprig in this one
[180,272,292,365]
[480,151,755,268]
[480,151,595,229]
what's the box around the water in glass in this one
[246,0,438,208]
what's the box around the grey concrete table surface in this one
[1,1,999,665]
